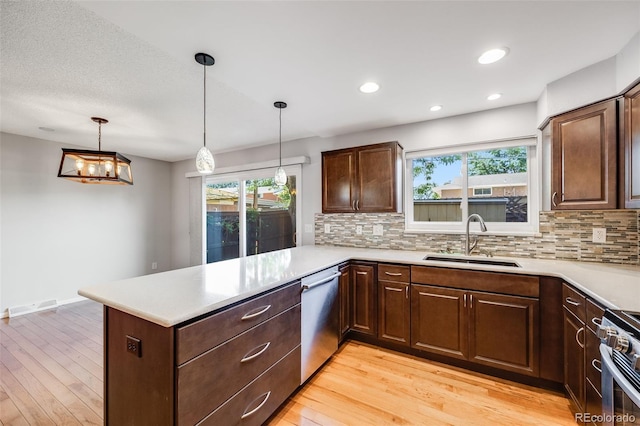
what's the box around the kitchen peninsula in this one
[79,245,640,425]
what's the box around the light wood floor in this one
[1,301,576,425]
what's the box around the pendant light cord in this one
[279,107,282,167]
[203,62,207,148]
[98,121,102,151]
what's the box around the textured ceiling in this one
[1,1,639,162]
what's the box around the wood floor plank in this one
[270,341,576,426]
[0,324,103,419]
[0,330,96,425]
[0,385,30,426]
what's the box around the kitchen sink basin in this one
[423,255,521,268]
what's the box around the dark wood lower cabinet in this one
[410,284,539,376]
[378,280,410,345]
[339,264,351,340]
[410,284,467,360]
[468,292,539,376]
[564,309,586,416]
[351,262,377,336]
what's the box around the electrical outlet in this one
[151,262,157,270]
[592,228,607,243]
[356,225,363,235]
[126,335,141,357]
[373,224,383,236]
[324,224,331,234]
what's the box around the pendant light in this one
[195,52,215,174]
[57,117,133,185]
[274,101,287,186]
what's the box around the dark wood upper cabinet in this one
[622,82,640,208]
[551,99,617,209]
[322,141,402,213]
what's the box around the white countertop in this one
[78,246,640,327]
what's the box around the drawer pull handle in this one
[241,391,271,419]
[241,305,271,321]
[592,358,602,373]
[240,342,271,363]
[591,317,602,327]
[552,192,557,207]
[356,271,368,275]
[576,327,585,349]
[565,297,580,307]
[384,272,403,276]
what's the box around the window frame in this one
[404,138,539,236]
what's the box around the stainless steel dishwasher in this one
[300,266,341,384]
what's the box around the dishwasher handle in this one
[302,271,342,291]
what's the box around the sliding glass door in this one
[205,166,299,263]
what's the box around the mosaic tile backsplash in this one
[314,210,640,265]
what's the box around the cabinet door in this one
[551,99,617,209]
[378,281,410,346]
[468,292,539,376]
[410,284,467,360]
[356,143,398,212]
[623,83,640,208]
[339,265,351,340]
[564,309,586,414]
[322,149,355,212]
[351,263,376,335]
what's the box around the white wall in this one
[170,102,538,263]
[537,30,640,125]
[0,132,172,314]
[617,31,640,93]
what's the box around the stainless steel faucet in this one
[465,214,487,256]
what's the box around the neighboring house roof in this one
[433,172,527,195]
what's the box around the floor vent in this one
[8,299,59,318]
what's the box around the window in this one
[205,165,301,263]
[405,139,538,234]
[473,187,492,196]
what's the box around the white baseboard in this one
[2,295,88,319]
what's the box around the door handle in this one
[576,327,585,348]
[552,192,557,207]
[241,305,271,320]
[302,272,341,290]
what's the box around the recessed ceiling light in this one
[430,105,442,112]
[487,93,502,101]
[359,82,379,93]
[38,126,55,132]
[478,47,509,65]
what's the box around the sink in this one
[423,255,521,268]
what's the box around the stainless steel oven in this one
[599,310,640,425]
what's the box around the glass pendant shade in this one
[274,101,288,186]
[274,166,287,186]
[196,145,215,174]
[195,52,216,175]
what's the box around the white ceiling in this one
[1,1,639,162]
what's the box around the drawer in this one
[378,264,410,283]
[176,281,300,364]
[585,328,602,393]
[562,284,586,323]
[411,266,539,298]
[198,346,301,426]
[586,298,605,334]
[177,304,301,426]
